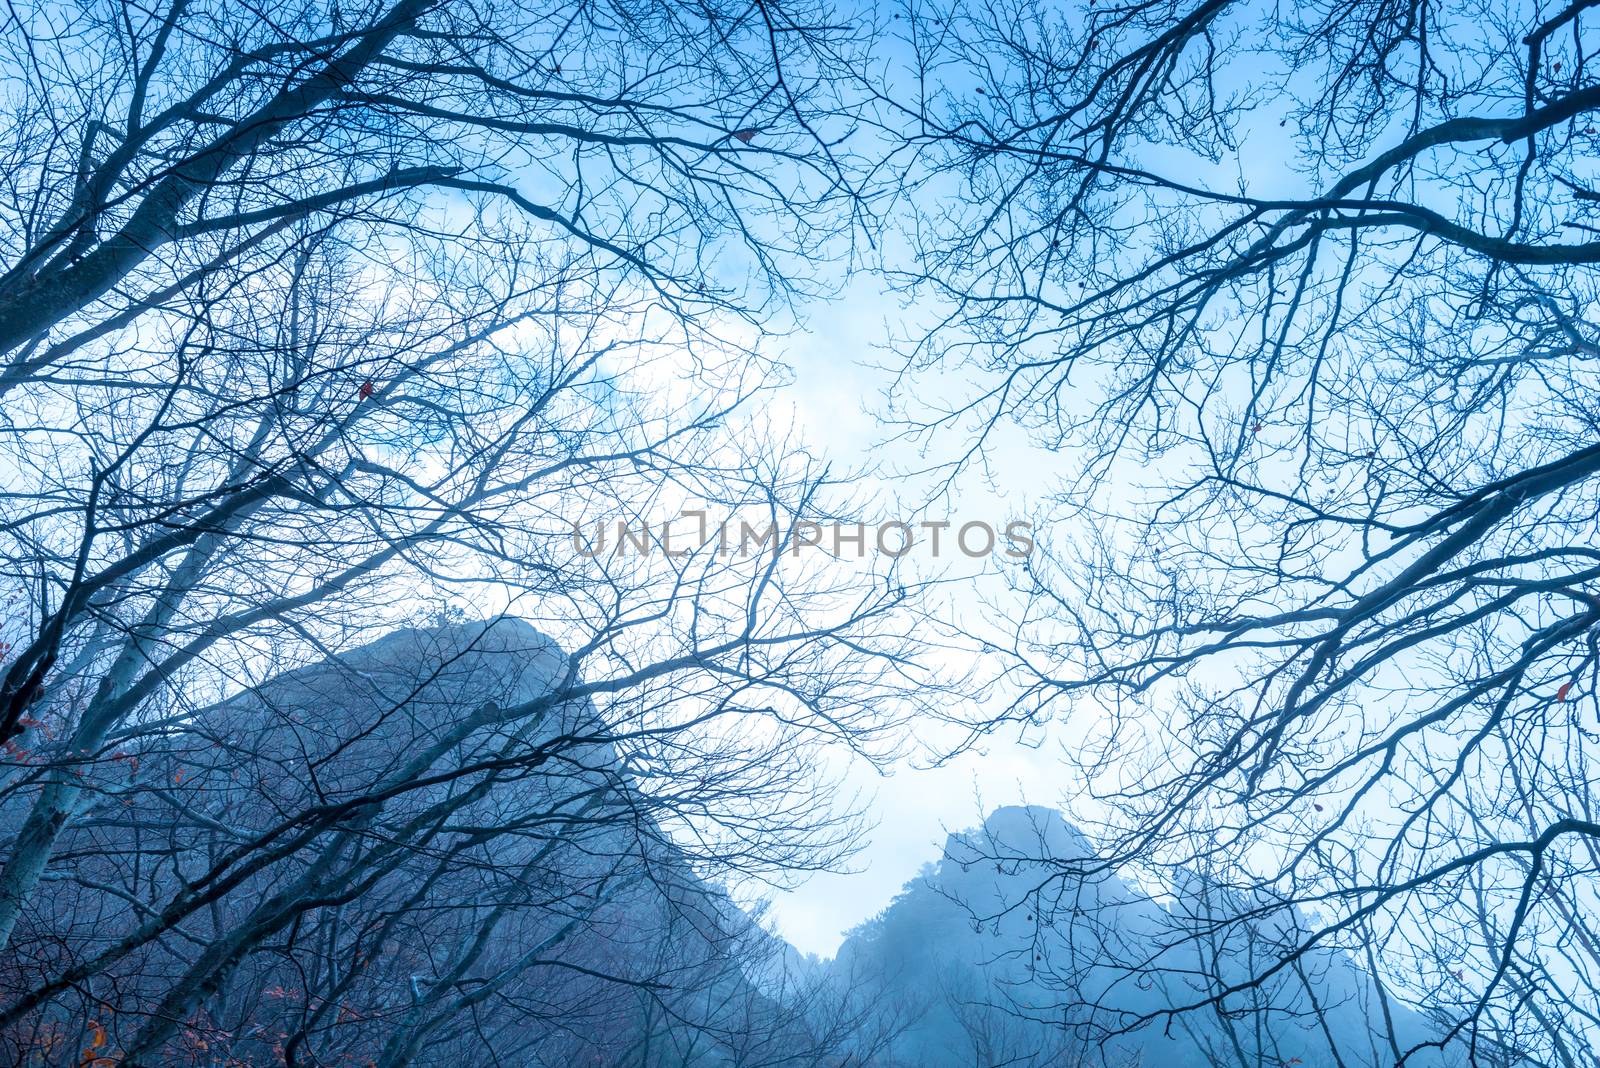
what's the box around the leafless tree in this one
[886,0,1600,1063]
[0,0,949,1063]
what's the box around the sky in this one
[753,272,1073,957]
[740,22,1335,957]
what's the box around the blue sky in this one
[758,268,1071,956]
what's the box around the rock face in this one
[829,805,1447,1068]
[0,620,831,1067]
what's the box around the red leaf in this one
[1251,422,1263,434]
[358,380,375,400]
[733,129,758,144]
[1558,681,1573,702]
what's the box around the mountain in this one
[825,805,1449,1068]
[0,619,859,1067]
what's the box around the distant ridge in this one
[824,805,1452,1068]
